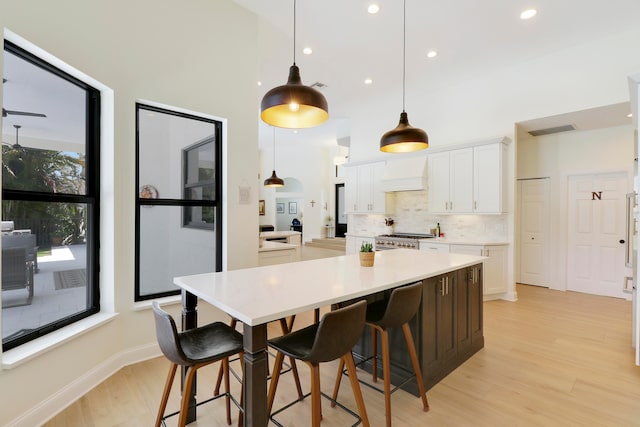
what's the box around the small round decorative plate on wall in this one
[139,185,158,199]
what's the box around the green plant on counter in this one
[360,242,373,252]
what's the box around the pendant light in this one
[260,0,329,129]
[264,127,285,188]
[380,0,428,153]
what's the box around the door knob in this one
[619,239,626,244]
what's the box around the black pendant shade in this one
[264,170,285,188]
[261,64,328,129]
[260,0,328,129]
[380,111,428,153]
[380,0,428,153]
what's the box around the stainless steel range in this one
[375,233,436,250]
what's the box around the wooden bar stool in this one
[331,282,429,427]
[152,302,244,427]
[267,301,370,427]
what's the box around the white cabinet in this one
[346,236,375,254]
[345,162,395,214]
[482,245,508,295]
[428,142,506,214]
[473,143,505,213]
[419,241,450,252]
[450,243,508,295]
[428,148,473,213]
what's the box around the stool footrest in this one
[350,354,418,395]
[270,391,363,427]
[160,391,243,427]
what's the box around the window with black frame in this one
[1,41,100,351]
[135,104,222,301]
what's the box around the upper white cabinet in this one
[345,162,395,214]
[428,141,506,214]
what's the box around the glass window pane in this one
[2,201,90,343]
[2,48,87,195]
[138,205,216,297]
[138,107,216,200]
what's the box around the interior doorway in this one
[517,178,550,287]
[335,183,347,237]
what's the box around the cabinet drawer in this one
[449,244,482,256]
[419,242,450,252]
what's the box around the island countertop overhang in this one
[174,249,486,326]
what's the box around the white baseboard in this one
[7,343,160,427]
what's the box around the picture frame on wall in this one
[289,202,297,214]
[259,199,265,216]
[276,203,285,214]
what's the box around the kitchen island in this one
[174,249,485,426]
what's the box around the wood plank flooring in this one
[44,284,640,427]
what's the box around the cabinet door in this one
[368,162,387,213]
[469,264,484,344]
[456,268,471,353]
[449,148,473,213]
[437,272,457,363]
[473,143,503,213]
[428,152,451,213]
[483,245,508,294]
[449,244,482,255]
[357,165,373,212]
[345,166,359,213]
[421,277,440,384]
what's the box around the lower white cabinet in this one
[450,243,508,295]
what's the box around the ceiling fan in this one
[2,124,24,149]
[2,78,47,118]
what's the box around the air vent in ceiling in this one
[528,124,576,136]
[310,82,327,89]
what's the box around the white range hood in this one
[380,157,428,192]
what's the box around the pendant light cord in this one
[402,0,406,113]
[273,127,277,168]
[293,0,297,65]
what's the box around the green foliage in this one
[2,146,87,245]
[360,242,373,252]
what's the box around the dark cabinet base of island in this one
[351,263,484,396]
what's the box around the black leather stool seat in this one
[332,282,429,427]
[152,302,244,427]
[267,300,371,427]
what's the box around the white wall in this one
[259,141,334,241]
[0,1,259,425]
[517,124,634,291]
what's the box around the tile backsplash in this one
[349,190,508,241]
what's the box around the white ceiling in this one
[3,1,639,148]
[236,0,640,146]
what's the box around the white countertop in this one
[174,249,485,326]
[258,241,299,252]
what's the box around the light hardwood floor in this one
[44,284,640,426]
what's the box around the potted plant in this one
[359,242,375,267]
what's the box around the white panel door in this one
[568,173,631,298]
[518,178,550,287]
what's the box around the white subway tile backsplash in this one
[349,190,508,241]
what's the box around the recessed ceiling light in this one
[303,47,313,55]
[257,81,262,86]
[364,78,373,85]
[368,4,380,14]
[628,113,633,118]
[427,50,438,58]
[520,9,537,20]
